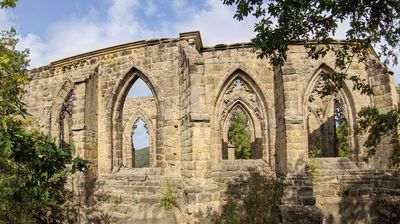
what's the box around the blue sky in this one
[1,0,257,67]
[0,0,398,82]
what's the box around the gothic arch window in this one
[306,74,351,158]
[224,106,254,159]
[131,117,150,168]
[120,76,157,169]
[59,90,74,154]
[219,76,264,160]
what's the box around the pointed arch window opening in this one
[131,117,150,168]
[124,76,155,168]
[126,77,153,98]
[220,75,265,160]
[59,90,74,160]
[226,107,253,160]
[334,98,349,157]
[307,89,350,158]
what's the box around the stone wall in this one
[24,31,398,223]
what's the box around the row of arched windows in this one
[57,67,354,169]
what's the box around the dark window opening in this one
[59,91,74,161]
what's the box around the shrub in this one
[159,180,178,210]
[243,173,283,224]
[218,199,241,224]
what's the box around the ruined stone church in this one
[25,31,398,223]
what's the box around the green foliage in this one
[358,106,400,169]
[338,182,350,198]
[336,120,349,157]
[306,159,323,185]
[217,174,283,224]
[228,110,251,159]
[0,21,87,223]
[222,0,399,96]
[218,199,241,224]
[0,29,29,117]
[159,180,178,211]
[243,173,283,224]
[371,179,400,224]
[0,0,17,8]
[308,147,321,158]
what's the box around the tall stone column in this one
[179,32,220,222]
[274,63,308,175]
[275,61,318,218]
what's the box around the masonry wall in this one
[24,32,398,223]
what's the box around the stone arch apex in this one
[123,108,154,132]
[105,64,162,115]
[302,63,356,107]
[213,67,272,163]
[214,66,261,101]
[302,63,357,126]
[108,65,162,170]
[122,105,156,168]
[222,101,257,139]
[214,68,269,123]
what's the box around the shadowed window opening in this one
[131,118,150,168]
[59,90,74,157]
[334,100,348,157]
[308,95,349,158]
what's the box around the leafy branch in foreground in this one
[0,22,88,223]
[358,106,400,169]
[223,0,399,96]
[0,0,17,8]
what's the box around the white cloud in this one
[10,0,257,67]
[171,0,197,18]
[0,9,13,28]
[143,0,159,17]
[174,0,256,45]
[18,33,46,64]
[14,0,159,67]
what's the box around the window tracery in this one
[59,90,74,153]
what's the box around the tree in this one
[222,0,400,169]
[228,109,251,159]
[222,0,399,74]
[0,0,16,8]
[0,1,87,223]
